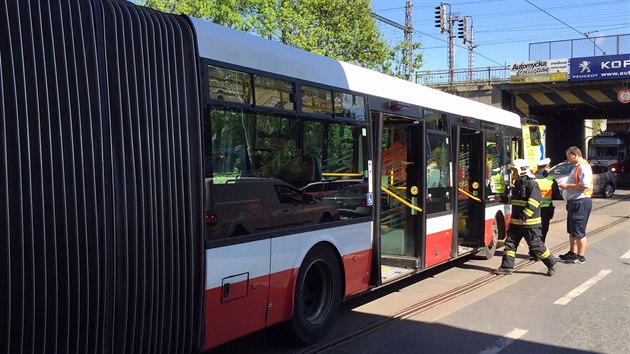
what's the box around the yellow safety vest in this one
[535,176,553,208]
[490,172,506,194]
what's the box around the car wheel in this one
[318,213,334,223]
[602,182,615,198]
[230,225,249,237]
[290,244,342,345]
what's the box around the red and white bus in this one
[1,1,524,353]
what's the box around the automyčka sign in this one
[510,59,568,83]
[570,54,630,81]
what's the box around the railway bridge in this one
[418,47,629,164]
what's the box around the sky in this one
[370,0,630,72]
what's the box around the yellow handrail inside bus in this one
[458,187,482,203]
[380,186,423,213]
[321,172,364,177]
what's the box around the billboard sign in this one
[510,59,568,83]
[570,54,630,81]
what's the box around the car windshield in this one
[302,180,362,193]
[302,183,332,192]
[335,184,367,196]
[549,163,574,176]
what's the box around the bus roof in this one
[191,18,521,129]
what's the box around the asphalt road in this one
[207,188,630,354]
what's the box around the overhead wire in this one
[373,0,627,76]
[524,0,608,54]
[372,3,615,113]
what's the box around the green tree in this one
[140,0,396,70]
[378,39,423,81]
[277,0,389,69]
[141,0,256,31]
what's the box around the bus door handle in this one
[380,186,422,213]
[223,283,230,297]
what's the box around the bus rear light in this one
[205,212,218,226]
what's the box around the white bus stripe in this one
[620,250,630,259]
[478,328,528,354]
[553,269,612,305]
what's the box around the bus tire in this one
[476,216,501,260]
[290,244,342,345]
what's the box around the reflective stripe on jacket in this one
[499,176,542,228]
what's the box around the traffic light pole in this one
[437,3,476,86]
[435,2,455,87]
[465,16,476,82]
[404,1,413,81]
[449,17,455,88]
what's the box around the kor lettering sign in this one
[601,59,630,69]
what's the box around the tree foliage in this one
[378,39,423,81]
[140,0,422,79]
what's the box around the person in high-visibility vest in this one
[530,157,562,261]
[493,159,557,276]
[558,146,593,264]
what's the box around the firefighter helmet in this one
[511,159,534,177]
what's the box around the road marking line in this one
[478,328,528,354]
[554,269,612,305]
[620,250,630,259]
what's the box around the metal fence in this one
[417,33,629,87]
[415,66,510,86]
[530,34,629,60]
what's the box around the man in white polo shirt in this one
[558,146,593,264]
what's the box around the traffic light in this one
[434,3,446,33]
[457,17,468,43]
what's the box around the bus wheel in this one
[290,244,342,345]
[477,217,500,260]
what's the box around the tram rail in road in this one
[295,191,630,354]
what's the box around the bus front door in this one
[379,115,424,271]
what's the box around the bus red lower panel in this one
[342,249,372,297]
[203,274,270,350]
[425,229,452,267]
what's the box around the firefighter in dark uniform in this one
[529,157,562,260]
[493,159,558,276]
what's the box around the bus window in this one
[204,108,369,239]
[426,131,451,214]
[484,128,508,198]
[424,110,447,132]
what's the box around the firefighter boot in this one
[542,255,557,277]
